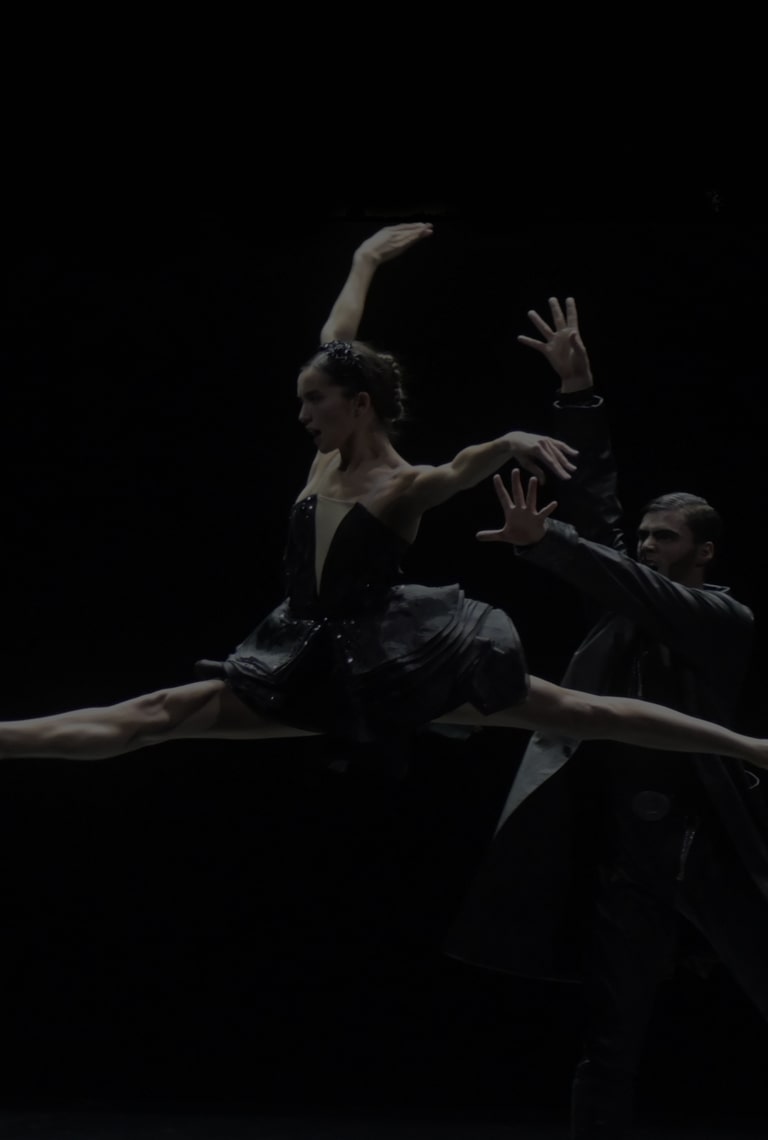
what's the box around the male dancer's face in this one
[636,509,713,586]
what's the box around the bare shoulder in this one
[374,461,439,517]
[368,463,425,542]
[364,461,422,513]
[378,460,428,497]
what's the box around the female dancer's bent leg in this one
[434,676,768,768]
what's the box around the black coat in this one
[446,396,768,980]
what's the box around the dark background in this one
[1,177,767,1128]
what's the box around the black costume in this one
[445,394,768,1137]
[196,493,528,742]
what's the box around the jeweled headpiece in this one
[318,340,363,373]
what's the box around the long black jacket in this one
[446,396,768,979]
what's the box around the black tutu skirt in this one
[196,582,528,743]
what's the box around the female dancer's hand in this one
[518,296,593,394]
[507,430,578,482]
[320,223,433,343]
[353,223,433,266]
[477,468,558,546]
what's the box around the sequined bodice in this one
[284,494,410,618]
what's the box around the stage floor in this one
[0,1109,766,1139]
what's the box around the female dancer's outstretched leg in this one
[1,675,766,768]
[435,676,768,768]
[0,680,317,760]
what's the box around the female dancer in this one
[3,224,767,769]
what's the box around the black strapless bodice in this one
[283,496,409,618]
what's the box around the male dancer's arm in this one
[519,297,625,552]
[480,471,753,688]
[514,298,751,665]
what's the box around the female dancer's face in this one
[297,367,361,452]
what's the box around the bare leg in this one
[4,674,766,767]
[434,676,768,769]
[0,681,319,760]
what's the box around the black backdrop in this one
[1,186,767,1127]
